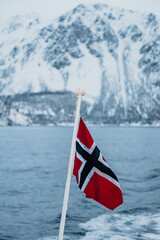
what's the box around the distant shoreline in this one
[0,122,160,127]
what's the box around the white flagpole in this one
[58,89,84,240]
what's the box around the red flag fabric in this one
[73,118,123,210]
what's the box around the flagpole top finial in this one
[76,88,85,96]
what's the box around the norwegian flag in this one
[73,118,123,210]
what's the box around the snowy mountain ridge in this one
[0,4,160,125]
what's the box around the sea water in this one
[0,126,160,240]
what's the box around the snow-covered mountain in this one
[0,4,160,125]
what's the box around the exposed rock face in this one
[0,4,160,125]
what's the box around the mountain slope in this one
[0,4,160,125]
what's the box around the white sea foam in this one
[79,213,160,240]
[38,236,72,240]
[37,213,160,240]
[38,237,57,240]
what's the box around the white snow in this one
[66,44,101,103]
[0,3,160,125]
[9,109,29,125]
[117,40,127,112]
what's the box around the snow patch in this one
[66,44,101,101]
[9,109,28,125]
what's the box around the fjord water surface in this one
[0,126,160,240]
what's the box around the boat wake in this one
[79,212,160,240]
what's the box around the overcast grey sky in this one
[0,0,160,26]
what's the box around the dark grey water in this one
[0,126,160,240]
